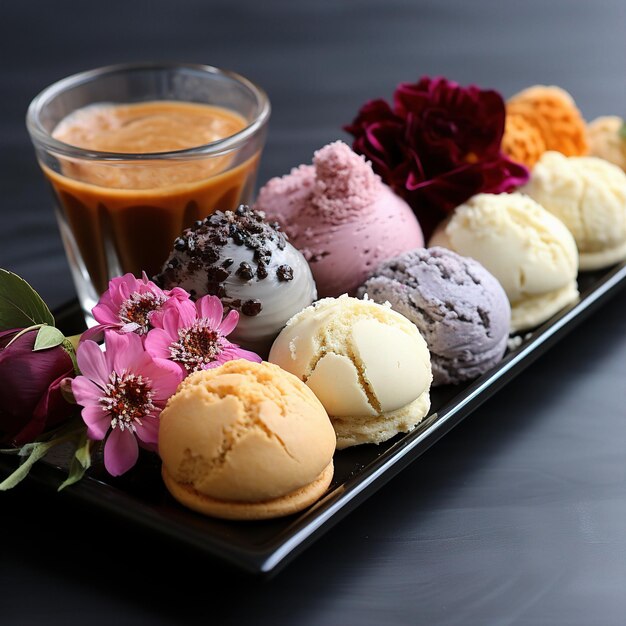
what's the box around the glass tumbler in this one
[27,63,270,323]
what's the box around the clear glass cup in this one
[27,62,270,324]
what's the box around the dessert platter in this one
[14,259,626,574]
[2,66,626,573]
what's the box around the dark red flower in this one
[345,76,529,237]
[0,328,75,446]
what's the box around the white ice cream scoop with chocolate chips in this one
[155,205,317,356]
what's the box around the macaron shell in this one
[162,460,334,521]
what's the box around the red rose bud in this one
[0,328,75,446]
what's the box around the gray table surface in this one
[1,1,625,624]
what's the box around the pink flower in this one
[72,331,183,476]
[344,76,529,238]
[83,272,190,341]
[145,295,261,375]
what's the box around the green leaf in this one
[64,333,82,353]
[0,421,91,491]
[58,432,92,491]
[62,338,79,374]
[619,122,626,140]
[0,269,54,331]
[74,433,92,470]
[33,325,65,351]
[5,324,44,347]
[0,441,57,490]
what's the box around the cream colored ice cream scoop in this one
[269,295,432,449]
[522,151,626,270]
[429,192,579,332]
[587,116,626,172]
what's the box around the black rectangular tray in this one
[3,261,626,574]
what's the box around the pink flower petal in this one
[221,343,262,364]
[166,287,191,303]
[104,427,138,476]
[116,274,136,302]
[76,340,109,386]
[161,306,183,337]
[140,441,158,453]
[79,324,110,343]
[120,322,141,333]
[72,376,104,404]
[91,302,119,325]
[119,332,146,370]
[81,405,110,440]
[144,328,174,360]
[208,345,239,368]
[201,360,223,370]
[130,347,158,370]
[231,347,263,363]
[102,331,145,373]
[146,282,166,299]
[156,301,195,336]
[176,299,199,328]
[103,331,129,373]
[218,309,239,337]
[135,416,159,447]
[197,295,224,328]
[104,281,119,302]
[140,358,183,402]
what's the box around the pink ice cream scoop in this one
[254,141,424,298]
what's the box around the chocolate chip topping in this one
[256,262,268,280]
[236,262,255,280]
[241,299,263,317]
[154,205,293,318]
[277,264,294,281]
[200,247,220,265]
[207,266,230,283]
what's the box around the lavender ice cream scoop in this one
[357,247,511,386]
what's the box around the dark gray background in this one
[1,1,626,624]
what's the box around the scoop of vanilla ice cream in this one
[522,151,626,269]
[269,295,432,449]
[429,193,579,332]
[587,116,626,171]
